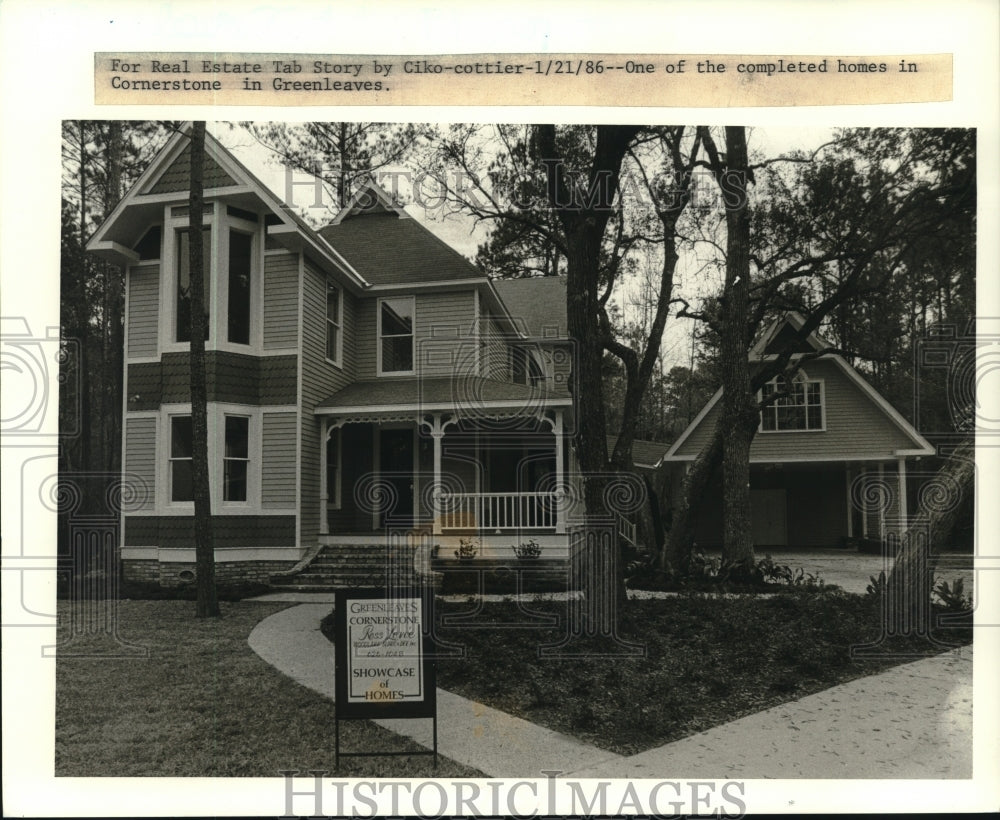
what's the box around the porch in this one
[314,380,575,547]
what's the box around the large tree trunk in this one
[717,126,757,578]
[886,440,974,632]
[188,122,220,618]
[660,423,724,574]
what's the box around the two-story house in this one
[87,125,577,586]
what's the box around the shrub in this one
[513,539,542,559]
[933,577,973,612]
[454,537,479,560]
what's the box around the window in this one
[223,415,250,502]
[326,427,342,509]
[176,227,212,342]
[326,280,342,363]
[378,297,414,374]
[760,375,824,431]
[227,229,252,344]
[511,347,546,386]
[169,416,193,502]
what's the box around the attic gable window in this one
[378,296,414,375]
[760,374,824,432]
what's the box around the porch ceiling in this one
[314,376,571,419]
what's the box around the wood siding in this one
[123,416,156,511]
[672,359,919,461]
[300,259,355,544]
[261,411,297,507]
[263,253,299,349]
[483,313,510,380]
[127,264,160,359]
[355,290,477,379]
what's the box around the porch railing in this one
[438,491,558,531]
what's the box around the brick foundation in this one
[123,559,298,587]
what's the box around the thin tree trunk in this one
[189,122,219,618]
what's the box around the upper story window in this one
[510,346,546,387]
[175,227,212,343]
[167,205,259,351]
[760,374,824,432]
[326,280,343,365]
[227,229,253,345]
[378,296,415,375]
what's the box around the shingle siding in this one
[127,264,160,359]
[124,515,296,548]
[145,143,236,195]
[263,253,299,349]
[262,412,297,507]
[123,416,156,511]
[127,352,297,409]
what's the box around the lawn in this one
[55,600,483,777]
[424,590,972,755]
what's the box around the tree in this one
[663,127,975,577]
[187,122,220,618]
[242,122,422,214]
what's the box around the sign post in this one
[333,588,437,767]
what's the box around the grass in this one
[422,590,971,755]
[55,600,482,777]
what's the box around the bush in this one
[513,539,542,559]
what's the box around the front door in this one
[751,488,788,546]
[379,428,415,526]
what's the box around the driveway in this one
[736,547,975,595]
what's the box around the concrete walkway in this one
[247,598,973,779]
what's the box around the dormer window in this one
[760,373,824,432]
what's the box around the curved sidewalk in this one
[248,599,972,779]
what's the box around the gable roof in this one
[86,124,369,290]
[318,179,488,287]
[319,213,487,287]
[492,276,568,338]
[749,311,835,360]
[662,352,934,463]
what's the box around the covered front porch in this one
[314,381,575,553]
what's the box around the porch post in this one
[845,465,853,539]
[319,416,329,535]
[897,456,908,532]
[553,410,566,534]
[431,413,444,535]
